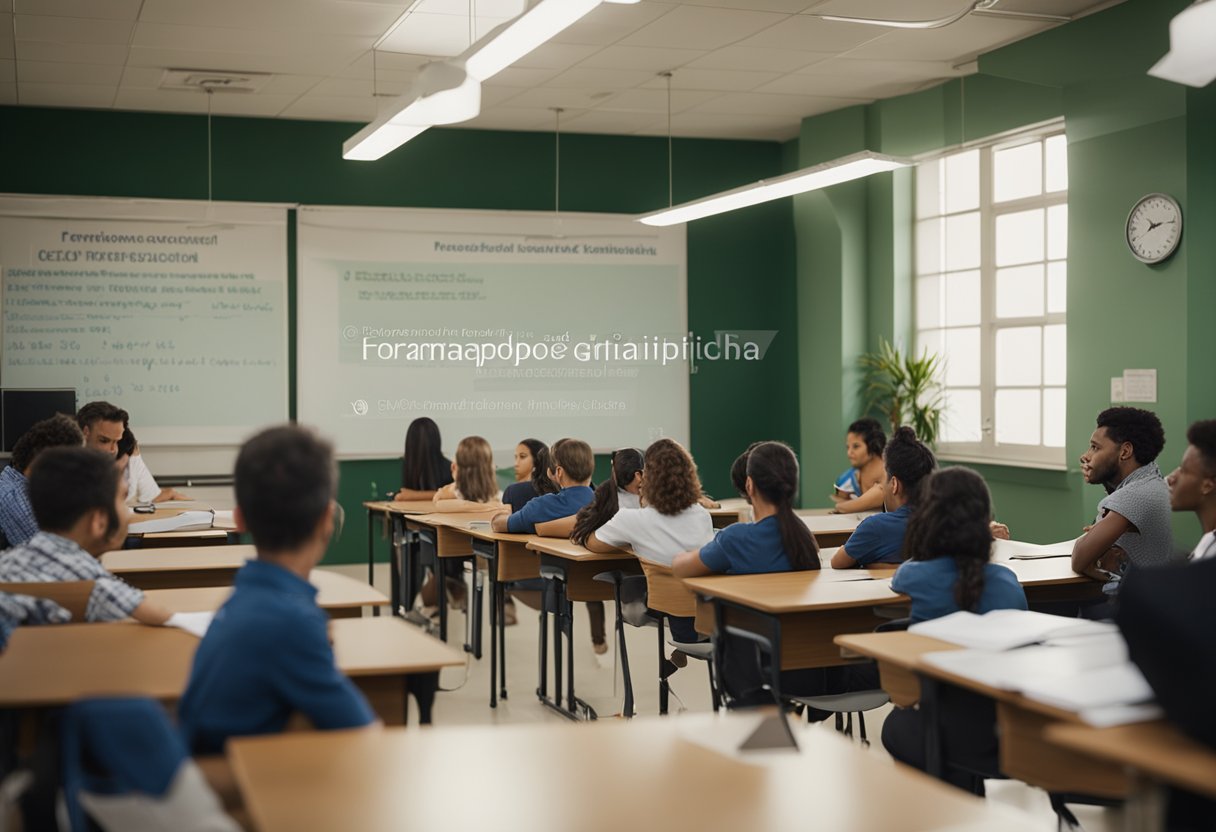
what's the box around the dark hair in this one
[528,442,559,496]
[883,426,937,505]
[731,442,764,500]
[76,401,128,431]
[1187,420,1216,477]
[518,438,547,480]
[116,426,137,461]
[1096,407,1165,465]
[401,417,451,491]
[452,436,497,503]
[236,425,337,552]
[571,448,643,546]
[11,414,83,472]
[28,447,122,536]
[745,442,819,571]
[903,467,994,613]
[640,439,701,515]
[549,438,594,483]
[848,418,887,458]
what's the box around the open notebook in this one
[991,538,1079,560]
[127,510,215,534]
[909,609,1115,652]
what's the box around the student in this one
[586,440,713,647]
[882,467,1027,792]
[491,438,596,535]
[115,426,191,504]
[1166,419,1216,562]
[177,425,374,755]
[830,418,887,514]
[501,438,557,513]
[420,436,505,612]
[1073,407,1177,589]
[832,427,936,569]
[0,414,83,547]
[0,447,171,625]
[394,417,453,501]
[890,467,1027,622]
[76,401,127,457]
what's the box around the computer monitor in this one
[1,389,78,453]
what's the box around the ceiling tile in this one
[551,20,645,48]
[808,0,982,20]
[260,73,326,96]
[686,45,832,73]
[15,14,135,45]
[205,92,301,117]
[310,75,410,97]
[579,45,707,72]
[486,85,607,111]
[138,0,405,37]
[621,6,789,50]
[594,88,721,114]
[279,93,378,121]
[690,90,866,117]
[458,106,555,131]
[378,12,482,57]
[662,110,800,140]
[0,13,10,50]
[479,84,527,107]
[753,72,933,100]
[15,40,129,64]
[17,59,123,85]
[795,56,962,81]
[675,0,814,11]
[112,86,210,113]
[546,66,655,90]
[482,65,560,87]
[18,80,117,107]
[0,58,11,82]
[360,51,432,73]
[840,16,1050,62]
[640,68,781,92]
[0,81,14,104]
[558,108,662,134]
[13,0,142,19]
[126,46,355,76]
[118,65,162,87]
[131,22,374,61]
[512,42,602,71]
[737,14,886,52]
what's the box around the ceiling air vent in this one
[160,69,272,94]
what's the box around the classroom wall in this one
[0,108,799,564]
[789,0,1213,546]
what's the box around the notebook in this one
[909,609,1115,651]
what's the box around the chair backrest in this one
[0,580,93,622]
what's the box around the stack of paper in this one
[910,609,1114,651]
[128,510,215,534]
[166,611,214,638]
[992,538,1079,560]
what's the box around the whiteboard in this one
[0,195,289,447]
[297,206,689,458]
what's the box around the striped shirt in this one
[0,591,72,649]
[0,465,39,548]
[0,531,144,621]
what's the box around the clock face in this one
[1125,193,1182,264]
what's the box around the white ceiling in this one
[0,0,1121,141]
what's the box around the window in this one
[915,126,1068,468]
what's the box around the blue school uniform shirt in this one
[177,559,374,754]
[891,558,1027,623]
[834,467,861,496]
[698,515,799,574]
[506,485,594,534]
[502,480,540,513]
[841,504,911,566]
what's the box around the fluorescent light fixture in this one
[636,151,912,227]
[1149,0,1216,88]
[343,61,479,161]
[465,0,598,81]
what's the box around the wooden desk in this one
[362,500,433,618]
[405,509,504,644]
[143,569,389,618]
[835,631,1131,800]
[228,714,1038,832]
[0,617,463,725]
[799,513,873,549]
[526,537,640,720]
[707,498,750,529]
[102,545,253,590]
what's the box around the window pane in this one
[1044,324,1066,385]
[918,328,942,361]
[996,264,1045,318]
[944,149,979,213]
[941,388,982,443]
[1045,134,1068,193]
[1047,261,1067,313]
[994,141,1043,203]
[943,327,980,386]
[917,158,943,218]
[996,389,1042,445]
[944,270,980,327]
[996,326,1042,386]
[1043,388,1066,448]
[1047,204,1068,260]
[916,218,943,274]
[945,212,980,271]
[916,275,942,329]
[996,208,1044,266]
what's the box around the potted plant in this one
[858,338,945,446]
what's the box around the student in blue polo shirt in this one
[178,425,374,755]
[831,426,936,569]
[491,438,595,534]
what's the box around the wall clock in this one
[1125,192,1182,264]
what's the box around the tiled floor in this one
[327,563,1119,831]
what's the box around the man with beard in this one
[1072,407,1177,593]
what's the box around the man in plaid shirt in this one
[0,447,171,625]
[0,414,84,548]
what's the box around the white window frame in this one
[915,120,1068,470]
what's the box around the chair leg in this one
[845,712,854,739]
[705,660,719,713]
[834,712,843,731]
[614,587,634,718]
[658,622,672,716]
[858,712,869,747]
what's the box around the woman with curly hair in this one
[830,417,887,514]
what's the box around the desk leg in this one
[468,561,483,658]
[552,581,563,710]
[498,578,508,701]
[367,509,379,616]
[537,580,549,704]
[389,516,403,617]
[920,675,944,780]
[406,672,439,725]
[658,621,670,716]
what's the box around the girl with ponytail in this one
[893,467,1026,622]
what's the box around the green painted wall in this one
[0,106,799,563]
[790,0,1211,546]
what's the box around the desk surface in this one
[143,569,388,613]
[683,569,901,613]
[102,545,253,573]
[1046,721,1216,800]
[416,513,532,544]
[228,714,1036,832]
[526,536,630,562]
[363,500,439,515]
[0,617,462,708]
